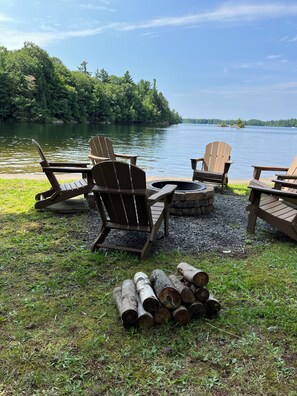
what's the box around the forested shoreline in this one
[183,118,297,127]
[0,42,181,125]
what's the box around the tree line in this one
[183,118,297,127]
[0,42,181,125]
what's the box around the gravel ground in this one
[87,191,289,257]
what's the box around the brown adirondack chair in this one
[191,141,233,190]
[246,179,297,241]
[32,139,94,209]
[91,160,177,259]
[88,136,138,165]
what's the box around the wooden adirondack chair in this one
[32,139,94,209]
[91,160,177,259]
[88,136,138,165]
[191,141,233,190]
[246,179,297,241]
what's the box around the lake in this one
[0,122,296,180]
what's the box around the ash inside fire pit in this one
[151,180,206,192]
[148,180,215,216]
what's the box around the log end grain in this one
[159,287,181,310]
[188,301,206,319]
[172,306,191,325]
[137,313,155,329]
[142,297,160,313]
[153,305,172,324]
[122,309,138,325]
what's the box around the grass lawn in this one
[0,179,296,395]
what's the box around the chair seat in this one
[259,195,296,222]
[60,178,89,192]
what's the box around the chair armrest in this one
[115,153,138,164]
[43,166,92,174]
[248,179,297,198]
[275,174,297,180]
[272,179,297,190]
[49,162,90,168]
[148,184,177,205]
[223,160,233,173]
[88,154,110,162]
[191,158,204,171]
[252,165,289,179]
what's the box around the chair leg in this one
[140,238,152,260]
[164,209,169,236]
[247,191,261,234]
[35,188,54,201]
[91,226,110,252]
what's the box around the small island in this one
[231,118,245,128]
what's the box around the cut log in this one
[150,269,181,309]
[169,274,196,304]
[120,279,138,325]
[134,272,159,313]
[206,294,221,316]
[188,301,206,319]
[177,262,209,287]
[190,285,210,303]
[172,305,191,325]
[153,305,172,324]
[136,294,155,329]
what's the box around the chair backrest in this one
[89,136,116,163]
[92,161,152,228]
[202,141,232,173]
[32,139,60,191]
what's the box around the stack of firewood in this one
[113,262,221,329]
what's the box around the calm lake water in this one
[1,122,297,180]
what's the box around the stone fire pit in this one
[148,180,215,216]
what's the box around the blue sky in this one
[1,0,297,120]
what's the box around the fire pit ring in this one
[148,180,215,216]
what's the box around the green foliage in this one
[0,43,181,126]
[0,178,296,395]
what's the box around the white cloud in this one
[266,54,282,60]
[235,63,251,70]
[115,2,297,31]
[0,27,106,49]
[0,12,14,22]
[79,2,115,11]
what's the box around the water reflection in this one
[0,122,296,180]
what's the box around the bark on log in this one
[188,301,206,319]
[120,279,138,325]
[134,272,159,313]
[150,269,181,310]
[153,305,172,324]
[136,294,155,329]
[172,305,191,325]
[113,286,122,317]
[169,274,196,304]
[177,262,209,287]
[205,294,221,316]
